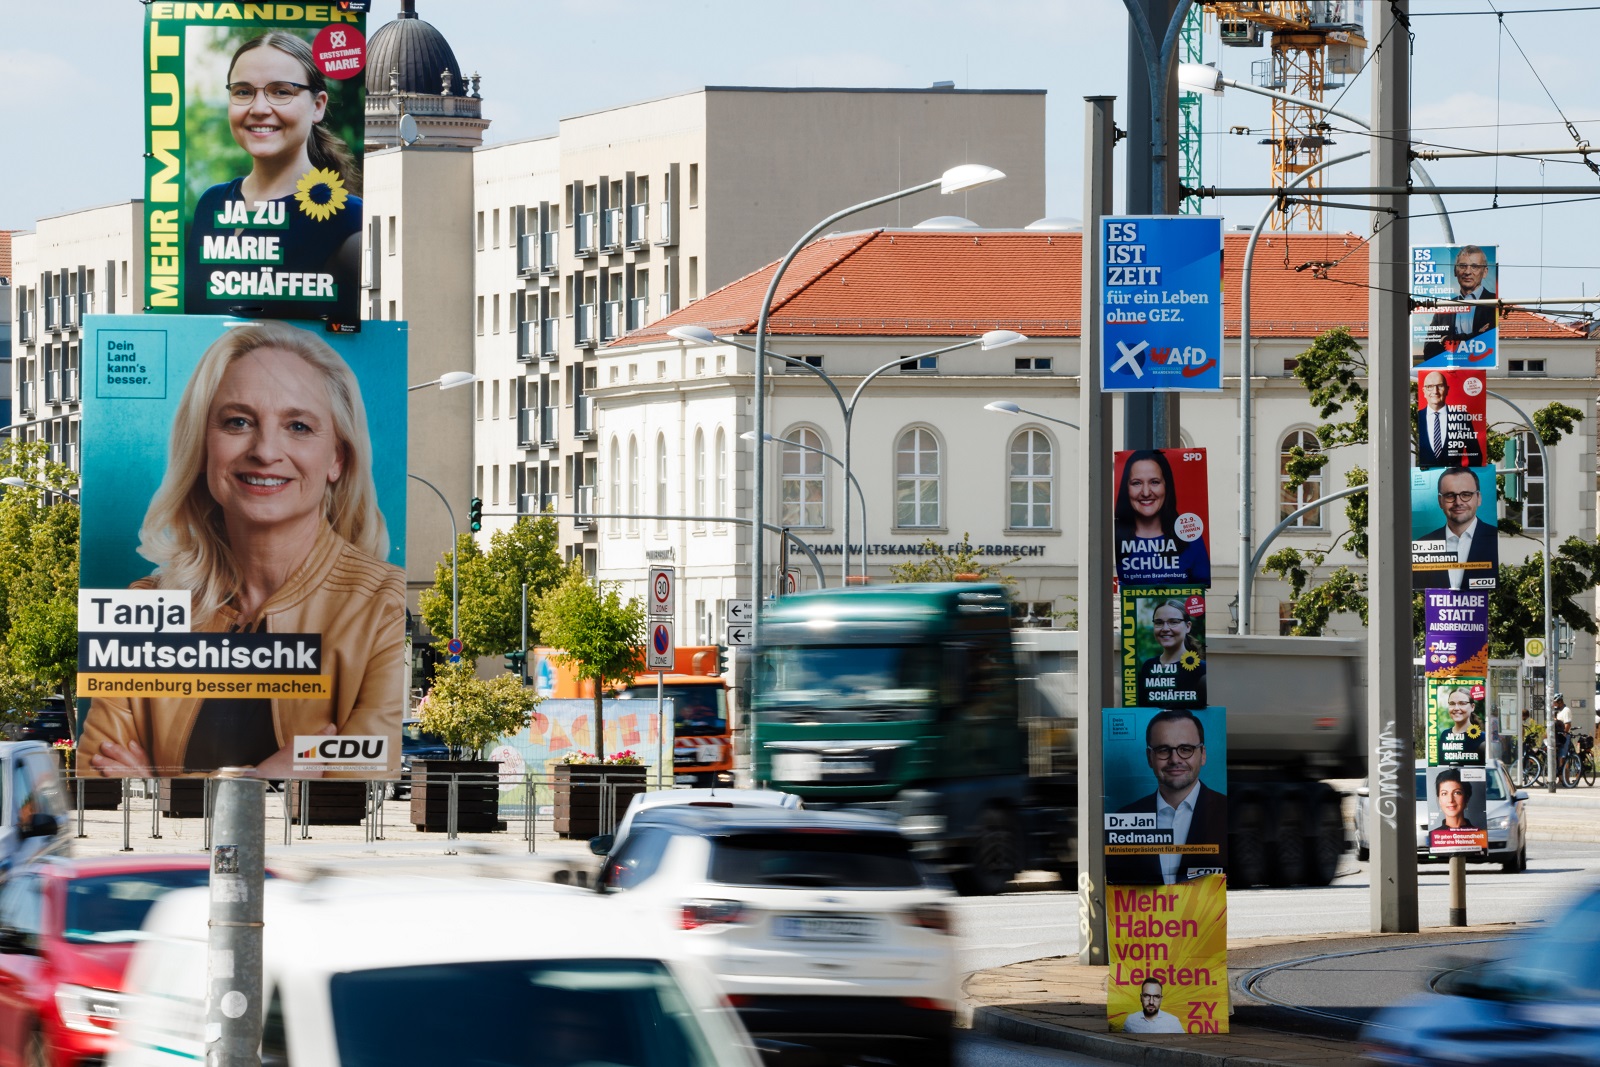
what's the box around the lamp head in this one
[980,330,1027,350]
[984,401,1023,415]
[437,371,476,390]
[739,430,776,443]
[667,325,718,347]
[1178,62,1223,96]
[940,164,1006,194]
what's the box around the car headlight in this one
[56,984,127,1035]
[1490,816,1510,831]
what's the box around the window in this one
[895,428,941,528]
[476,295,484,336]
[688,257,699,301]
[1509,359,1547,376]
[609,437,622,529]
[491,465,500,507]
[476,210,484,251]
[715,429,728,526]
[1014,356,1053,373]
[627,437,640,534]
[780,427,826,528]
[475,381,484,420]
[693,430,706,529]
[688,163,699,208]
[1517,430,1546,530]
[1280,429,1323,528]
[655,433,669,534]
[898,355,937,373]
[1012,601,1055,628]
[492,293,500,334]
[492,208,500,249]
[387,216,396,254]
[1008,429,1052,529]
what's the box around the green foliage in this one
[418,515,563,661]
[533,561,646,759]
[0,442,80,705]
[417,662,539,758]
[888,532,1019,587]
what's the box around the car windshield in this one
[709,830,924,889]
[1450,889,1600,1001]
[330,958,723,1067]
[617,686,727,738]
[401,724,446,749]
[64,869,214,943]
[753,645,938,722]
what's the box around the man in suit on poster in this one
[1415,371,1484,468]
[1416,467,1498,590]
[1422,245,1497,359]
[1106,709,1229,885]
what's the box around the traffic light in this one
[716,645,729,675]
[468,496,483,532]
[1501,436,1522,505]
[504,649,526,682]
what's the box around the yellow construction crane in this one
[1205,1,1366,230]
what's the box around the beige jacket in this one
[80,523,406,778]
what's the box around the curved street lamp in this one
[983,400,1081,431]
[408,371,477,393]
[742,430,868,587]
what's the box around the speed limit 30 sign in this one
[648,566,675,617]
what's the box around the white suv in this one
[598,807,957,1066]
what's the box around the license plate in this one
[771,752,820,782]
[773,915,878,941]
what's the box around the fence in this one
[67,766,671,857]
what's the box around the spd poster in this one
[1411,244,1498,369]
[1120,588,1207,709]
[144,3,367,329]
[76,314,406,779]
[1107,874,1229,1034]
[1414,369,1487,469]
[1113,448,1210,588]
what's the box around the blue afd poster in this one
[1101,216,1224,392]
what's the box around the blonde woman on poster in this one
[80,322,403,778]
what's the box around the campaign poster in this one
[1411,244,1498,369]
[1102,706,1228,886]
[1423,591,1489,678]
[1427,677,1489,768]
[144,3,368,329]
[76,314,406,779]
[1107,874,1228,1034]
[1100,216,1225,392]
[1113,448,1210,588]
[1425,764,1489,855]
[1414,368,1487,469]
[1411,465,1498,590]
[1121,588,1207,710]
[485,697,674,812]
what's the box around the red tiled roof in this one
[616,229,1587,345]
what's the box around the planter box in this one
[160,778,208,819]
[552,765,647,839]
[409,760,505,832]
[287,780,368,826]
[68,773,124,811]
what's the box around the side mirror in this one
[1514,790,1530,803]
[588,834,615,857]
[19,813,58,840]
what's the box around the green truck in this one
[750,583,1075,895]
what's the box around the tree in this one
[0,442,80,706]
[416,661,539,759]
[418,514,563,661]
[1268,326,1590,650]
[532,561,645,760]
[888,532,1019,587]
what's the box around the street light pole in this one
[743,431,868,586]
[408,474,459,641]
[983,401,1081,432]
[748,165,1007,641]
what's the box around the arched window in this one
[627,436,640,534]
[609,437,622,521]
[1008,429,1052,529]
[780,426,826,528]
[1280,429,1323,528]
[895,427,941,528]
[655,432,669,533]
[693,429,707,529]
[715,428,728,521]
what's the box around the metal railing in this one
[575,304,597,347]
[17,311,33,344]
[540,405,559,445]
[600,208,623,251]
[17,381,34,416]
[627,297,648,332]
[541,492,559,513]
[576,484,597,525]
[517,232,537,276]
[517,407,535,448]
[44,369,59,405]
[540,231,559,273]
[575,213,597,256]
[43,296,60,331]
[601,300,621,342]
[517,319,536,361]
[626,203,647,246]
[364,243,382,288]
[657,200,674,245]
[573,394,595,438]
[541,317,559,359]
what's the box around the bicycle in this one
[1576,734,1597,787]
[1560,751,1583,789]
[1519,749,1546,788]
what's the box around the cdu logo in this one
[293,736,388,765]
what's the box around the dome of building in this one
[366,1,468,97]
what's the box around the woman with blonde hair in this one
[81,321,404,778]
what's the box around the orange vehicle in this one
[531,645,733,786]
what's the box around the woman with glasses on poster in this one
[1136,599,1207,708]
[1114,450,1210,586]
[184,32,363,324]
[79,321,403,779]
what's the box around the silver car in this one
[1355,759,1528,873]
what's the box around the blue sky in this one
[5,0,1598,308]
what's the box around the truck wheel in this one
[1268,801,1307,887]
[1305,794,1344,886]
[954,809,1018,896]
[1229,801,1267,887]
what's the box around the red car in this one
[0,855,222,1066]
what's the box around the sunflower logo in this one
[1466,723,1482,739]
[1180,649,1201,672]
[294,167,349,222]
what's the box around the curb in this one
[971,1004,1298,1067]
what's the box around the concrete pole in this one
[1368,0,1420,934]
[206,772,266,1067]
[1078,95,1117,967]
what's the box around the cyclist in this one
[1554,693,1572,772]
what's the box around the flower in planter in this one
[559,750,601,765]
[607,750,642,766]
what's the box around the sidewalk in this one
[966,924,1523,1067]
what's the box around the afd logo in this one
[293,736,388,764]
[1149,346,1219,377]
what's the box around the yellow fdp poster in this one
[1107,873,1228,1034]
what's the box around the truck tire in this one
[1305,793,1344,886]
[954,808,1019,897]
[1229,800,1268,887]
[1268,800,1307,887]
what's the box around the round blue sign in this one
[447,638,464,655]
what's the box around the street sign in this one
[534,655,557,698]
[447,637,463,655]
[785,570,799,594]
[726,599,753,624]
[648,566,675,617]
[726,625,752,647]
[1524,636,1546,668]
[647,620,675,670]
[1100,215,1224,392]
